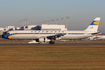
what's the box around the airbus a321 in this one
[2,17,101,44]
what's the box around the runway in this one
[0,44,105,46]
[0,40,105,46]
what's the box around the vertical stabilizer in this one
[85,17,100,32]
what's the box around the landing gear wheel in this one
[49,41,55,44]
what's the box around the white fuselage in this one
[4,30,95,40]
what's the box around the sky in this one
[0,0,105,32]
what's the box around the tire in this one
[49,41,55,44]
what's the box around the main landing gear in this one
[49,41,55,44]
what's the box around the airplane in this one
[93,35,105,40]
[2,17,101,44]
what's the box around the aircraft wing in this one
[91,32,102,35]
[47,33,66,39]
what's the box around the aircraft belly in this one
[11,34,55,39]
[10,34,91,40]
[61,35,91,39]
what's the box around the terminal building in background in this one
[0,26,15,36]
[20,24,67,31]
[17,24,67,31]
[0,24,67,35]
[41,24,67,31]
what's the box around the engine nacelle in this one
[39,38,50,43]
[56,37,61,41]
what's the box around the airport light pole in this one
[39,22,41,25]
[45,21,46,24]
[61,17,64,25]
[49,19,51,24]
[22,19,24,26]
[52,19,55,24]
[56,18,59,24]
[25,19,26,26]
[51,19,53,24]
[41,21,42,24]
[19,20,21,27]
[47,20,50,24]
[36,22,38,25]
[26,18,29,26]
[66,16,69,29]
[43,21,46,24]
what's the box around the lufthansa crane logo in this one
[94,21,99,25]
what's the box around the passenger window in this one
[62,31,64,33]
[4,32,10,35]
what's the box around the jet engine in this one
[38,38,50,43]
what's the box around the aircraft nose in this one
[2,34,4,38]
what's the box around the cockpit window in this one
[7,33,10,35]
[3,32,10,35]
